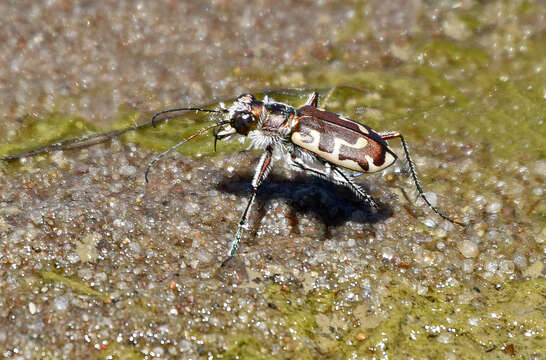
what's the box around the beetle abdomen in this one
[291,106,396,172]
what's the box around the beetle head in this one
[215,94,261,140]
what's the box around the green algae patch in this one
[221,336,278,360]
[0,112,96,160]
[220,285,339,359]
[218,279,544,359]
[357,279,545,359]
[99,343,143,360]
[261,284,318,358]
[40,270,110,302]
[414,39,489,70]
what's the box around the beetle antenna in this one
[1,107,228,162]
[0,119,159,161]
[397,133,466,227]
[151,107,226,127]
[144,121,229,183]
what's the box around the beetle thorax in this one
[258,98,295,138]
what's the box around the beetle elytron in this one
[1,91,465,265]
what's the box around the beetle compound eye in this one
[231,111,254,134]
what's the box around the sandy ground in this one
[0,1,544,359]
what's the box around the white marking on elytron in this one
[356,123,370,135]
[367,150,395,172]
[292,129,396,172]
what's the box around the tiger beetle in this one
[1,91,465,265]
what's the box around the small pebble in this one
[119,165,137,176]
[485,201,502,214]
[513,252,527,269]
[28,302,38,315]
[462,259,474,273]
[381,247,394,261]
[417,284,428,295]
[169,308,178,316]
[151,346,164,357]
[499,260,515,274]
[53,296,69,312]
[184,202,200,216]
[355,333,367,341]
[485,261,498,273]
[458,240,479,258]
[95,272,107,282]
[437,332,454,344]
[423,218,437,228]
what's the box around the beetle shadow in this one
[216,172,392,236]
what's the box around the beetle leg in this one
[379,131,465,227]
[290,157,379,209]
[331,166,379,209]
[304,92,319,107]
[222,147,274,266]
[289,157,331,179]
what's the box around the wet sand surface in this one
[0,1,544,358]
